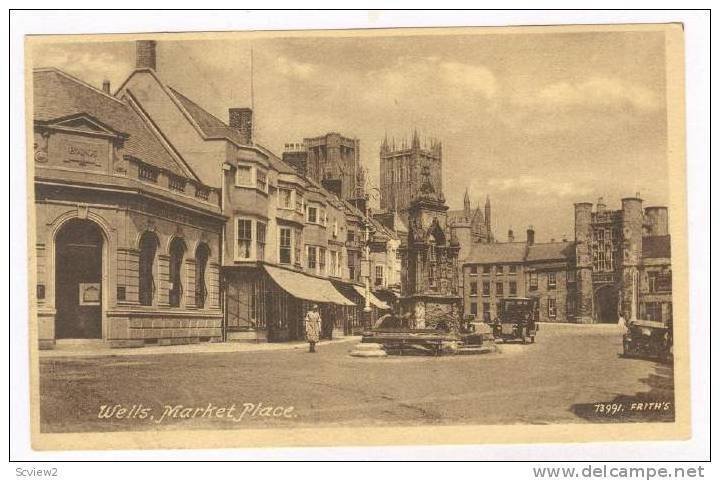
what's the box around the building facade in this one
[33,67,224,349]
[458,198,673,325]
[32,40,403,347]
[574,197,672,324]
[379,131,443,220]
[283,132,365,203]
[447,189,494,244]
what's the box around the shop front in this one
[224,264,356,342]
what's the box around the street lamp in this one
[363,218,372,314]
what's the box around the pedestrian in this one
[617,314,627,334]
[305,304,322,353]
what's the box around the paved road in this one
[39,324,674,432]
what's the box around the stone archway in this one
[594,285,619,323]
[54,218,104,338]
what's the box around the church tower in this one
[463,189,471,220]
[484,195,493,242]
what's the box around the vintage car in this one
[361,313,492,356]
[622,319,672,362]
[490,297,539,344]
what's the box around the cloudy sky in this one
[30,28,670,242]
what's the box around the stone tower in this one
[574,202,594,324]
[620,197,644,320]
[463,189,471,220]
[484,195,492,242]
[379,130,443,220]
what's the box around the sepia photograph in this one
[20,19,693,452]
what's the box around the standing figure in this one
[305,304,322,353]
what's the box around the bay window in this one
[235,165,253,186]
[279,188,293,209]
[307,246,317,270]
[307,206,318,224]
[236,218,253,260]
[256,169,267,192]
[256,221,267,261]
[279,227,292,264]
[319,247,326,274]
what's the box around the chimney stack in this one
[508,229,514,243]
[229,108,253,145]
[526,226,535,246]
[136,40,157,70]
[102,80,111,94]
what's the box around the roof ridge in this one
[166,85,232,130]
[35,67,126,106]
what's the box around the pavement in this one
[41,336,362,358]
[38,323,674,432]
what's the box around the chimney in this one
[229,108,253,145]
[136,40,157,70]
[508,229,514,243]
[526,226,535,246]
[102,80,111,94]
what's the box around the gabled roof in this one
[642,235,671,259]
[526,242,575,263]
[467,242,528,264]
[166,86,248,146]
[33,68,186,177]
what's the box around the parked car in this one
[490,297,539,344]
[622,319,672,362]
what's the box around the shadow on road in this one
[570,361,675,423]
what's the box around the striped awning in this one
[264,265,355,306]
[353,285,391,310]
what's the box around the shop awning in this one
[353,285,391,310]
[264,265,355,306]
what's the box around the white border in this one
[6,7,711,470]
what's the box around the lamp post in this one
[363,218,372,315]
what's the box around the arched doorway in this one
[594,286,619,323]
[55,218,104,338]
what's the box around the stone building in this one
[379,131,443,221]
[461,241,528,322]
[43,39,405,345]
[458,198,673,325]
[32,67,224,349]
[399,166,461,328]
[447,189,494,244]
[574,197,672,324]
[282,133,365,203]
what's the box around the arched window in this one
[169,238,186,308]
[195,243,210,308]
[138,232,159,306]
